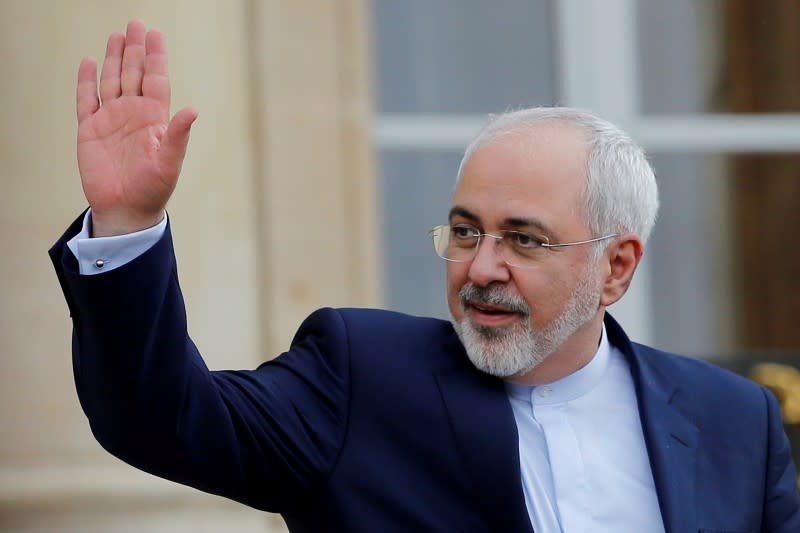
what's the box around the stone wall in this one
[0,1,378,530]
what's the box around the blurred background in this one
[1,0,798,531]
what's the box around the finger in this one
[76,57,99,123]
[142,29,170,111]
[159,107,199,177]
[120,19,147,96]
[99,32,124,103]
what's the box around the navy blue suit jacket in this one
[50,216,800,532]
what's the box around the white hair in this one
[457,107,659,253]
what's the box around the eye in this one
[508,231,544,249]
[450,224,480,240]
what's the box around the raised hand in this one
[76,20,197,237]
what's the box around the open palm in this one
[76,21,197,236]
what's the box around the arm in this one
[51,219,349,512]
[57,20,348,512]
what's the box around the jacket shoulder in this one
[298,307,451,338]
[633,342,761,392]
[630,342,774,430]
[292,307,459,369]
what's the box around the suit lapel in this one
[606,315,698,533]
[435,335,534,533]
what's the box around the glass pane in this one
[372,0,558,113]
[637,0,721,114]
[638,0,800,114]
[647,151,800,359]
[379,150,462,319]
[646,152,731,354]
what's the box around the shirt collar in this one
[505,323,611,405]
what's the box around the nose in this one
[467,234,511,286]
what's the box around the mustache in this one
[459,283,530,315]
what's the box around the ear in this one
[599,234,644,307]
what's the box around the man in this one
[50,20,799,532]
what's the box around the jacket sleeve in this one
[761,386,800,532]
[48,214,350,513]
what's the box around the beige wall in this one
[0,0,379,530]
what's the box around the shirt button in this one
[538,386,552,398]
[95,259,106,268]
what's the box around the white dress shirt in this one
[506,326,666,532]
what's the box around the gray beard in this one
[451,272,600,378]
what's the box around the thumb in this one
[159,106,198,177]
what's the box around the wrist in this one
[89,208,165,237]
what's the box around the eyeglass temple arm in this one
[540,234,619,249]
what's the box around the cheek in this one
[446,263,469,318]
[513,271,567,325]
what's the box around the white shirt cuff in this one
[65,210,168,275]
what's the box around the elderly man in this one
[51,21,799,533]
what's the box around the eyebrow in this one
[448,205,556,237]
[448,206,480,223]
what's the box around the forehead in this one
[452,122,589,232]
